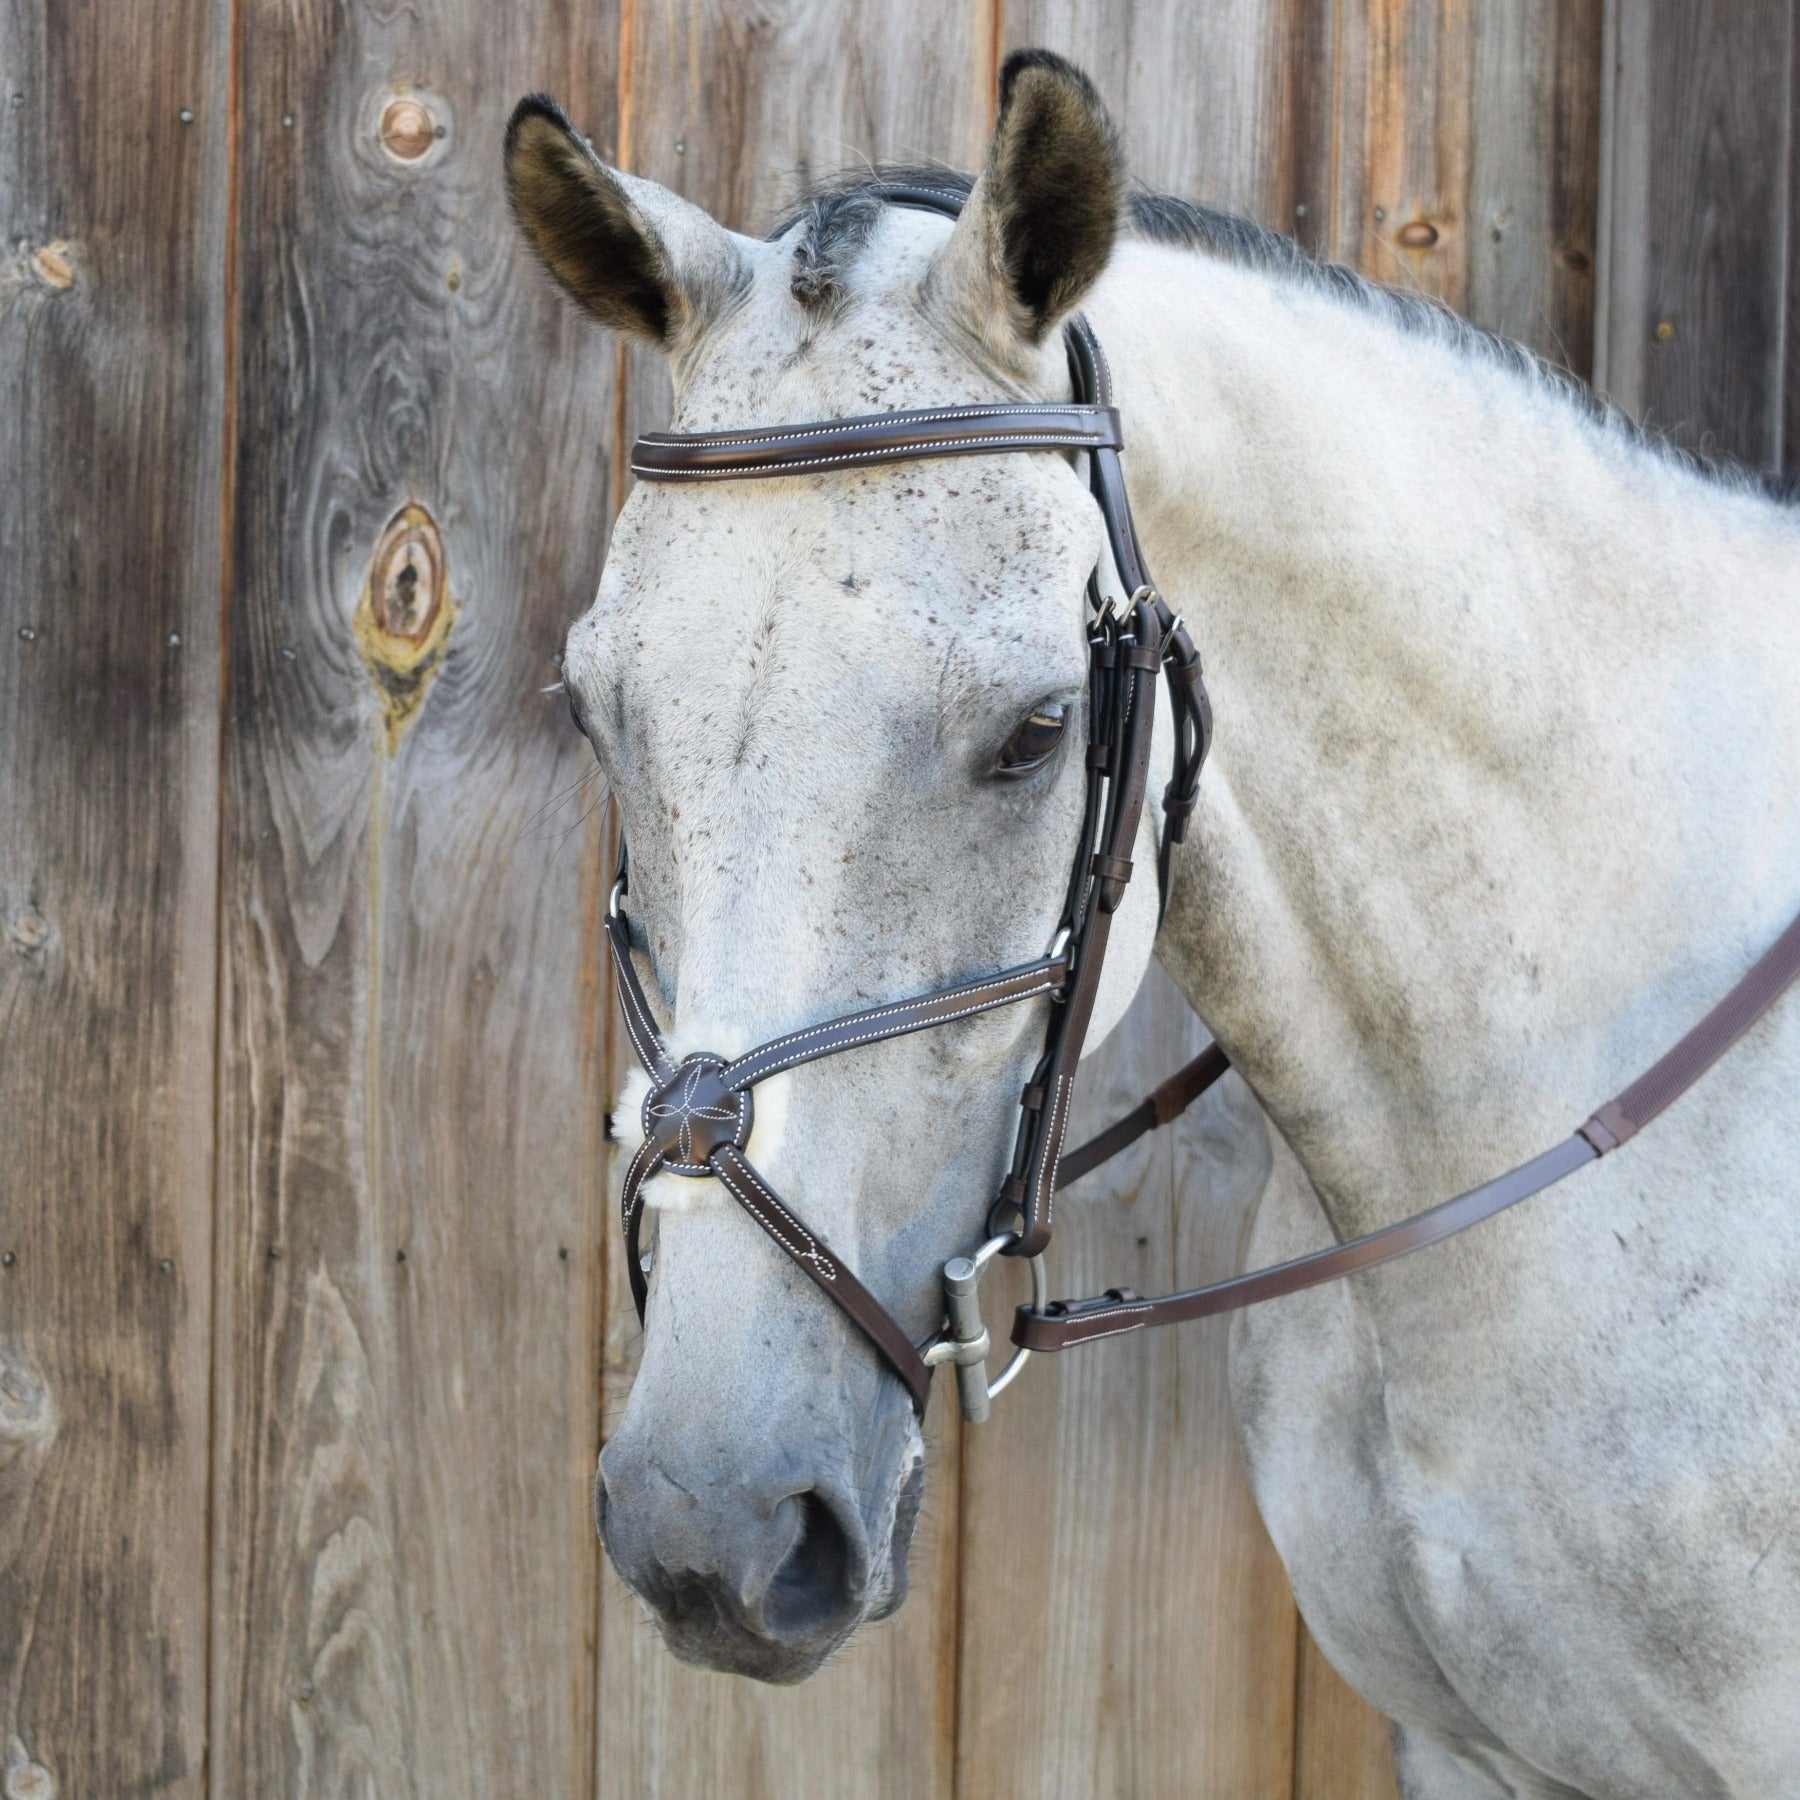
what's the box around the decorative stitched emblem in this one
[643,1055,751,1175]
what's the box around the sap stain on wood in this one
[353,503,456,749]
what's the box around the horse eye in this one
[995,702,1067,778]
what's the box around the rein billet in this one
[603,187,1800,1425]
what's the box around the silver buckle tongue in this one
[922,1232,1050,1424]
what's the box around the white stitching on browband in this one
[641,403,1105,450]
[724,966,1057,1086]
[631,432,1114,479]
[881,186,967,205]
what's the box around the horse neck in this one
[1083,241,1800,1233]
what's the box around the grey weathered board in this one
[0,3,229,1794]
[1597,0,1796,470]
[1,2,1793,1794]
[207,2,618,1793]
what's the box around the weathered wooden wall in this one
[2,1,1794,1794]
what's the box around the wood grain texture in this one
[1005,0,1290,220]
[1596,0,1795,465]
[954,969,1296,1799]
[1788,2,1800,476]
[0,1,228,1792]
[595,7,991,1793]
[208,3,618,1792]
[1467,0,1603,375]
[1295,1622,1400,1800]
[1317,0,1604,372]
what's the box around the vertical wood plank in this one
[1295,1623,1400,1800]
[1006,0,1291,221]
[1269,0,1341,255]
[1323,0,1604,373]
[1782,0,1800,476]
[595,6,990,1796]
[210,4,617,1792]
[1356,0,1476,312]
[1596,0,1795,465]
[955,971,1296,1798]
[1467,0,1604,376]
[0,2,228,1792]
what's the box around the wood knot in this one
[4,1734,54,1800]
[30,242,73,290]
[353,504,456,749]
[1395,218,1440,251]
[0,1350,56,1448]
[379,96,437,162]
[3,1734,54,1800]
[7,903,50,958]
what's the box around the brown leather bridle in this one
[605,186,1800,1423]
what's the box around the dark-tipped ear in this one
[504,94,746,348]
[930,51,1123,358]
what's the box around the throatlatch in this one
[606,184,1800,1424]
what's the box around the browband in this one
[631,403,1123,481]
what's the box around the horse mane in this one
[775,164,1796,506]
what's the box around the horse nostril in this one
[763,1490,856,1638]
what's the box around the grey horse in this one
[506,50,1800,1797]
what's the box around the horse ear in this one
[504,94,747,348]
[931,50,1123,357]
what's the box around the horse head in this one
[505,52,1162,1680]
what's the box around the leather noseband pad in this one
[642,1055,751,1175]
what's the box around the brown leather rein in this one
[606,186,1800,1423]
